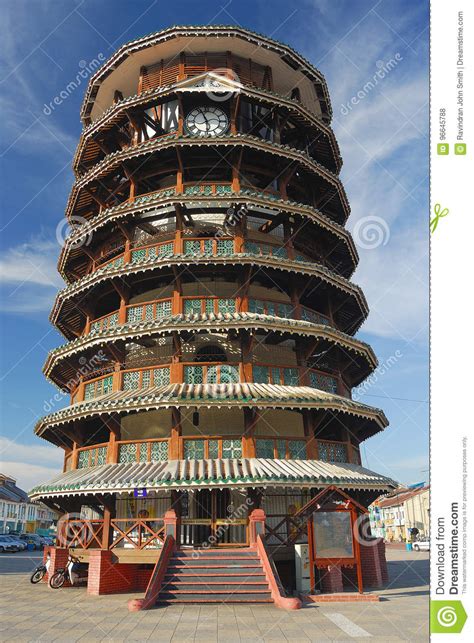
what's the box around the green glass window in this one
[138,443,148,462]
[184,299,202,315]
[127,306,143,323]
[123,371,140,391]
[218,298,236,314]
[131,248,146,262]
[283,368,298,386]
[256,439,274,458]
[150,441,168,461]
[217,239,234,255]
[288,440,307,459]
[158,242,174,257]
[156,300,172,318]
[276,440,286,459]
[253,365,269,384]
[222,439,242,458]
[184,365,204,384]
[96,447,107,465]
[309,372,338,393]
[184,440,205,459]
[77,451,89,469]
[184,240,201,255]
[153,367,170,386]
[208,440,219,458]
[118,443,137,463]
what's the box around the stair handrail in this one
[128,534,175,611]
[256,534,301,610]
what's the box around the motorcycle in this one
[30,554,51,584]
[48,553,88,589]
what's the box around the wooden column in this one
[170,333,183,383]
[101,496,116,550]
[303,410,318,459]
[242,408,258,457]
[240,330,254,383]
[169,408,182,460]
[105,415,121,464]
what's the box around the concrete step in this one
[174,549,256,557]
[157,591,273,603]
[161,582,269,591]
[165,573,266,582]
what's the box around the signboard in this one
[313,511,354,559]
[133,488,147,498]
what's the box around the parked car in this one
[2,535,27,551]
[19,534,44,550]
[42,536,55,546]
[412,539,430,551]
[0,536,18,553]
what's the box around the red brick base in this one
[320,565,344,593]
[87,550,152,595]
[42,546,69,583]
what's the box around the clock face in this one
[185,106,229,137]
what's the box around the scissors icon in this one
[430,203,449,233]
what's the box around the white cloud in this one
[0,238,63,313]
[0,437,63,492]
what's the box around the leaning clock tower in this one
[32,26,394,604]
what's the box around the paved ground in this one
[0,547,428,642]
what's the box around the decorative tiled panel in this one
[283,368,298,386]
[150,441,168,461]
[123,370,140,391]
[288,440,307,459]
[153,367,171,386]
[118,443,137,463]
[222,439,242,458]
[308,372,338,393]
[216,239,234,255]
[318,442,348,463]
[184,439,205,459]
[184,365,204,384]
[77,450,90,469]
[256,439,274,458]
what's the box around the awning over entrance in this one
[29,458,396,499]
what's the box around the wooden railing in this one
[73,360,344,402]
[68,437,358,471]
[57,518,165,550]
[84,295,333,337]
[88,235,317,276]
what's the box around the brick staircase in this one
[155,548,274,604]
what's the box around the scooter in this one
[48,553,88,589]
[30,554,51,584]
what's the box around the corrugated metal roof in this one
[35,383,388,436]
[29,458,396,498]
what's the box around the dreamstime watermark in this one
[352,350,403,402]
[199,68,242,102]
[215,202,249,239]
[353,215,390,250]
[55,215,93,249]
[340,54,403,115]
[43,54,106,116]
[43,351,108,413]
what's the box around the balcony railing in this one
[91,235,317,276]
[73,361,344,402]
[67,437,359,472]
[85,295,332,338]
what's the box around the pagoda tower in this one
[32,26,395,600]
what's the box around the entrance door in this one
[181,489,247,547]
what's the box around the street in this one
[0,547,428,642]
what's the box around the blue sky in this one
[0,0,429,491]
